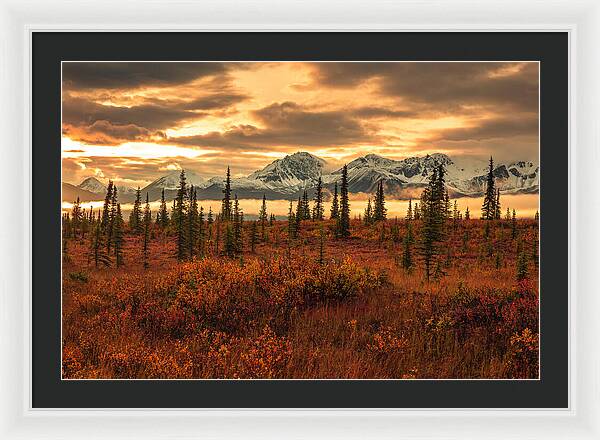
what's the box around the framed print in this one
[1,0,599,438]
[34,31,565,408]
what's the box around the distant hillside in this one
[62,183,101,202]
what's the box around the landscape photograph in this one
[61,61,540,379]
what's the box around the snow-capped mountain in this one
[327,153,538,197]
[77,177,137,201]
[248,152,326,189]
[63,151,539,202]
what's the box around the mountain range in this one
[62,151,539,203]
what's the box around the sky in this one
[62,61,539,189]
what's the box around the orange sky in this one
[62,62,539,188]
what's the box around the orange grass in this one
[62,218,539,379]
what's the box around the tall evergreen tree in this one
[89,223,111,268]
[494,188,502,220]
[187,186,199,259]
[250,220,258,253]
[129,187,143,233]
[373,181,387,222]
[287,201,297,240]
[511,209,517,240]
[198,206,205,258]
[221,166,232,221]
[312,177,324,220]
[173,170,189,260]
[301,189,311,220]
[258,194,268,238]
[71,197,82,238]
[157,188,169,228]
[100,181,114,232]
[330,182,339,219]
[465,206,470,220]
[414,202,421,220]
[418,168,446,280]
[337,165,351,238]
[295,196,302,232]
[223,224,236,258]
[406,199,413,221]
[106,187,118,253]
[143,194,151,269]
[317,225,325,265]
[112,203,124,267]
[481,156,496,220]
[363,198,373,225]
[232,195,243,253]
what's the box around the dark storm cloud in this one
[63,95,198,131]
[62,62,228,90]
[169,101,373,149]
[309,62,539,112]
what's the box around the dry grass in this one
[62,218,539,379]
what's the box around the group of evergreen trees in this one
[364,181,387,225]
[63,156,536,280]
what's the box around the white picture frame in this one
[0,0,597,438]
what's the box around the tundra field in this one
[62,216,539,379]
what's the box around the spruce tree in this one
[232,195,243,253]
[517,245,528,281]
[221,166,232,221]
[481,156,496,220]
[373,181,387,222]
[535,210,540,222]
[330,182,339,219]
[406,199,413,221]
[511,209,517,240]
[208,207,214,225]
[301,189,310,220]
[258,194,268,239]
[112,203,124,267]
[71,197,82,238]
[142,194,151,269]
[186,186,199,259]
[90,223,111,268]
[287,201,297,240]
[129,187,143,233]
[173,170,189,260]
[337,165,351,238]
[317,225,325,265]
[494,188,501,220]
[100,181,114,232]
[269,213,275,226]
[417,168,446,280]
[157,188,169,229]
[505,207,511,221]
[223,224,235,258]
[363,198,373,225]
[312,177,324,220]
[107,187,119,253]
[250,220,258,253]
[465,206,470,220]
[198,206,205,258]
[414,202,421,220]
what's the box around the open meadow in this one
[62,213,539,379]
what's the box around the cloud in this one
[180,93,250,110]
[62,62,228,90]
[308,62,539,112]
[63,120,166,145]
[427,115,538,142]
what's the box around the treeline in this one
[62,157,538,279]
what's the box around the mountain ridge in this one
[63,151,539,202]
